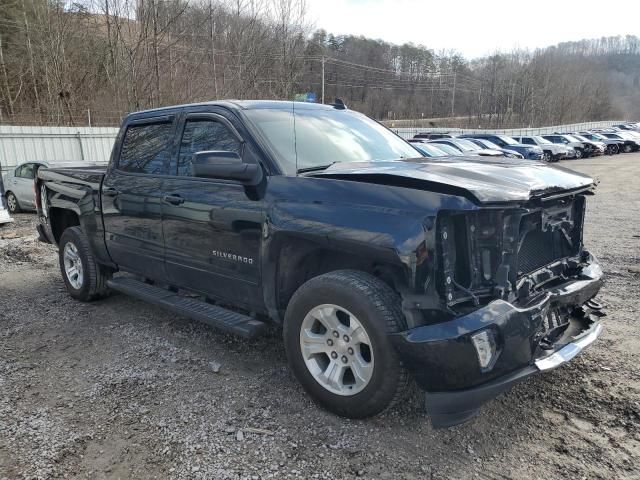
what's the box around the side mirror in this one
[191,151,263,186]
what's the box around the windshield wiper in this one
[296,162,338,174]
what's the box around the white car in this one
[512,136,574,162]
[3,161,106,213]
[3,162,48,213]
[0,171,13,225]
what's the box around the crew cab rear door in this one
[161,109,264,310]
[102,115,177,281]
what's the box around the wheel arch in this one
[49,207,80,243]
[263,234,410,323]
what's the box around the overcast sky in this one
[305,0,640,58]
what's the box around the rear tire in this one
[5,192,20,213]
[623,144,633,153]
[58,226,111,302]
[284,270,408,419]
[575,148,583,159]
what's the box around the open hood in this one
[311,157,595,204]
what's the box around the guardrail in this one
[391,121,628,139]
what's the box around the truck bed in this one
[38,164,107,185]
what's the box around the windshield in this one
[589,133,605,140]
[243,106,419,174]
[532,136,552,145]
[476,139,502,150]
[496,135,518,145]
[563,135,580,142]
[571,134,589,142]
[413,143,448,157]
[449,139,482,151]
[430,143,462,155]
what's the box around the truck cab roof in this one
[129,100,338,119]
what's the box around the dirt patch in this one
[1,156,639,479]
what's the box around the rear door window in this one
[177,119,241,176]
[18,163,36,179]
[118,122,174,174]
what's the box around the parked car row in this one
[410,122,640,162]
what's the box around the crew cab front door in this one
[162,112,264,310]
[102,116,177,281]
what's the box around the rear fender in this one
[41,179,114,267]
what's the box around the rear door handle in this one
[103,187,119,197]
[163,194,185,205]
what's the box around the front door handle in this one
[163,194,185,205]
[103,187,119,197]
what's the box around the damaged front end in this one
[391,188,605,427]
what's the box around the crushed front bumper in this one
[391,260,604,428]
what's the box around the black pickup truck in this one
[36,100,605,427]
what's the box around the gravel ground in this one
[1,154,639,480]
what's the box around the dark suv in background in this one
[413,133,453,140]
[459,134,544,160]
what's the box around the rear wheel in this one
[575,148,583,159]
[623,144,633,153]
[284,270,408,418]
[58,226,111,301]
[542,151,552,162]
[5,192,19,213]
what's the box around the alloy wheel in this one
[6,193,17,213]
[299,304,374,396]
[63,242,84,289]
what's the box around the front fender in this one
[260,175,479,322]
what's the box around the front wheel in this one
[575,148,583,159]
[5,192,20,213]
[58,226,111,301]
[542,151,552,162]
[284,270,408,418]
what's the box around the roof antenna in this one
[292,100,299,175]
[330,98,347,110]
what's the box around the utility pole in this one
[451,69,457,117]
[209,0,219,99]
[321,56,325,104]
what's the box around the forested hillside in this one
[0,0,638,127]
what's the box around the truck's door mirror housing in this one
[191,151,263,186]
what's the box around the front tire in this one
[58,226,111,301]
[575,148,583,159]
[284,270,408,418]
[5,192,20,213]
